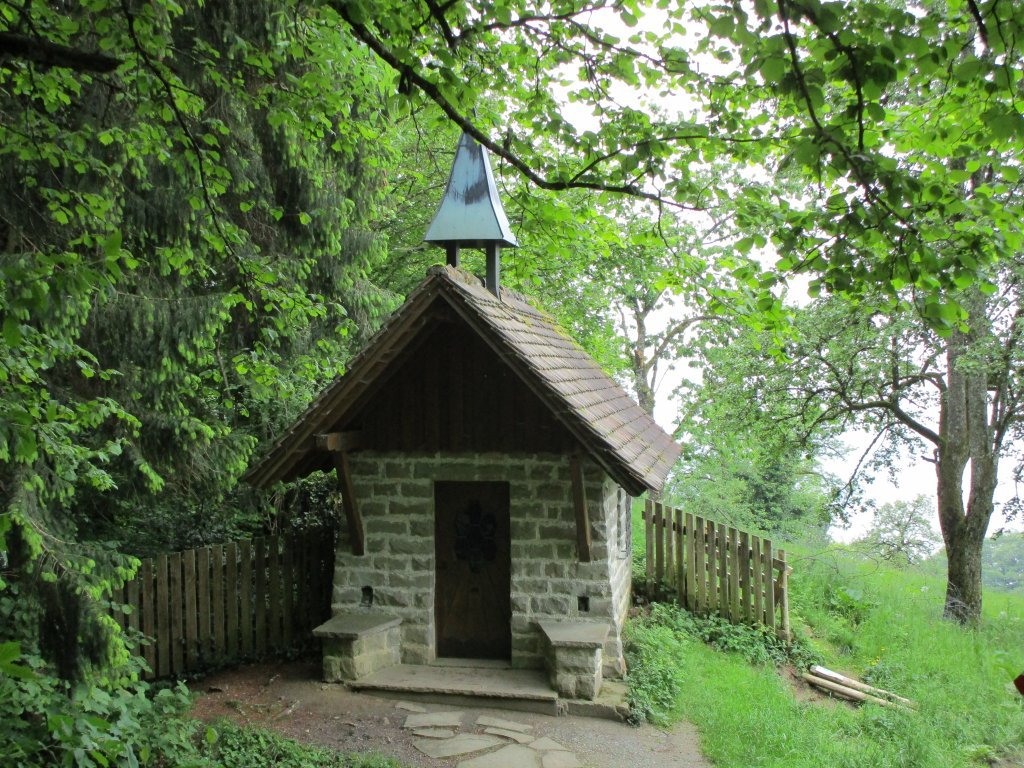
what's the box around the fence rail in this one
[640,500,791,639]
[112,529,334,678]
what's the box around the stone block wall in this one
[330,452,632,676]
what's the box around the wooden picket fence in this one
[112,528,335,678]
[640,500,792,639]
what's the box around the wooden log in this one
[226,542,239,658]
[694,516,706,613]
[141,559,156,677]
[810,666,915,707]
[183,548,198,672]
[645,499,654,590]
[197,546,211,664]
[728,527,740,624]
[685,512,696,611]
[156,554,170,678]
[802,673,901,708]
[211,544,224,662]
[169,552,184,676]
[240,539,253,656]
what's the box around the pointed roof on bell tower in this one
[424,132,518,248]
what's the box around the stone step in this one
[348,664,560,716]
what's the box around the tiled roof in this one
[245,266,680,494]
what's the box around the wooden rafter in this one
[333,452,365,556]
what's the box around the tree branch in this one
[332,3,704,209]
[0,31,121,73]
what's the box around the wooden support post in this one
[778,549,791,642]
[570,454,593,562]
[334,452,365,556]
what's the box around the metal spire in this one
[424,132,518,296]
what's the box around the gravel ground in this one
[188,660,711,768]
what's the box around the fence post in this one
[644,499,654,593]
[728,527,740,624]
[675,508,685,606]
[706,519,718,613]
[197,546,211,665]
[752,536,764,625]
[694,516,706,614]
[763,538,775,632]
[685,512,696,612]
[211,544,225,662]
[155,554,170,677]
[183,548,198,672]
[141,559,156,677]
[240,539,253,657]
[777,549,791,642]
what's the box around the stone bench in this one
[313,612,402,683]
[536,619,610,701]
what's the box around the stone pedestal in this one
[313,612,402,682]
[537,620,610,701]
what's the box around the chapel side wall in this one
[329,452,628,675]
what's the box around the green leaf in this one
[103,229,122,258]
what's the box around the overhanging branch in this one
[0,31,121,73]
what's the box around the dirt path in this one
[188,661,711,768]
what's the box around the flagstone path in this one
[189,660,711,768]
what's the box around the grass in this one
[626,520,1024,768]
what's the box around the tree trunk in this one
[936,293,998,625]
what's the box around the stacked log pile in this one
[802,665,915,709]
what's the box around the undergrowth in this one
[205,723,402,768]
[0,643,403,767]
[624,544,1024,768]
[625,603,821,725]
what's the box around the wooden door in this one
[434,481,511,659]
